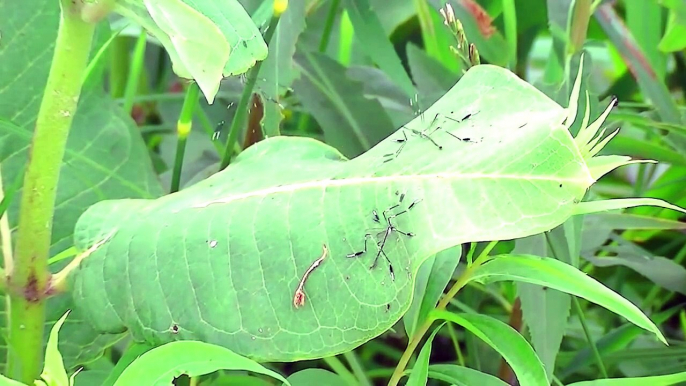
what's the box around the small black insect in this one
[347,194,421,280]
[383,112,478,161]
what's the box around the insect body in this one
[347,195,421,280]
[383,112,478,162]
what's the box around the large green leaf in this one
[70,63,658,361]
[0,0,163,371]
[114,0,268,103]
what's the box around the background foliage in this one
[2,0,686,385]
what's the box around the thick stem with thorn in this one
[6,1,95,382]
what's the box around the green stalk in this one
[501,0,518,69]
[322,356,358,386]
[572,297,609,378]
[0,167,11,291]
[318,0,340,53]
[446,323,465,366]
[109,37,130,98]
[7,2,95,382]
[122,30,147,114]
[195,107,224,154]
[387,241,498,386]
[343,350,372,386]
[219,11,283,171]
[170,83,200,193]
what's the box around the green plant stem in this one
[319,0,339,52]
[323,356,358,386]
[343,350,372,386]
[109,36,130,98]
[466,242,476,266]
[7,3,95,382]
[0,167,10,290]
[501,0,518,68]
[387,241,498,386]
[446,322,465,366]
[122,30,147,114]
[572,297,608,378]
[195,107,224,154]
[219,14,281,171]
[170,83,200,193]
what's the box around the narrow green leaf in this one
[0,375,26,386]
[113,341,289,386]
[406,323,445,386]
[403,247,461,337]
[292,50,396,156]
[48,247,78,265]
[285,369,348,386]
[574,198,686,217]
[560,324,644,378]
[39,311,71,386]
[102,342,156,386]
[470,254,666,343]
[428,364,509,386]
[659,10,686,52]
[605,135,686,167]
[596,5,682,125]
[413,1,461,73]
[625,0,666,79]
[342,0,415,97]
[405,43,457,109]
[515,224,576,382]
[430,311,547,386]
[566,370,686,386]
[587,213,686,231]
[585,243,686,295]
[623,165,686,241]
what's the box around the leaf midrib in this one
[181,171,592,211]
